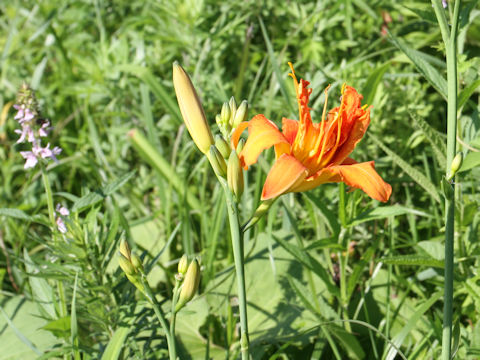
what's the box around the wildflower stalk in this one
[41,164,68,318]
[219,177,249,359]
[140,276,177,360]
[432,1,461,359]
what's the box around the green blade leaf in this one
[385,292,442,360]
[381,255,444,268]
[370,134,441,203]
[388,30,447,98]
[349,205,431,227]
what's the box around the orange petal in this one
[239,114,289,167]
[262,154,308,200]
[293,160,392,202]
[281,118,299,144]
[231,121,249,149]
[330,87,371,165]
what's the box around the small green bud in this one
[236,138,245,154]
[228,96,237,124]
[232,100,248,129]
[131,254,144,274]
[175,259,201,312]
[178,254,189,275]
[207,145,227,178]
[221,102,231,125]
[119,240,131,260]
[227,151,244,200]
[118,254,136,275]
[215,135,231,159]
[447,152,463,180]
[215,114,222,127]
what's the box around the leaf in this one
[349,205,430,227]
[103,170,136,195]
[128,129,201,209]
[72,171,136,212]
[287,276,319,315]
[458,78,480,109]
[303,192,340,237]
[258,16,295,116]
[0,296,56,359]
[0,208,45,225]
[388,30,447,98]
[459,151,480,173]
[116,64,182,124]
[273,233,339,296]
[362,63,389,105]
[385,292,442,360]
[100,326,131,360]
[409,111,446,166]
[328,324,366,360]
[23,249,56,319]
[370,134,441,203]
[42,316,71,339]
[381,255,443,268]
[416,240,444,261]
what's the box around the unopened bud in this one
[228,97,237,124]
[131,254,144,273]
[178,254,189,275]
[119,240,131,260]
[232,100,248,129]
[119,254,136,275]
[173,62,214,154]
[227,151,244,200]
[236,138,245,154]
[447,152,463,180]
[208,145,227,178]
[215,135,231,159]
[221,102,231,125]
[175,259,201,312]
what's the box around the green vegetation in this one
[1,0,480,359]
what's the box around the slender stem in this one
[170,281,180,355]
[141,277,176,360]
[434,1,461,359]
[41,166,68,318]
[41,166,55,229]
[221,181,249,360]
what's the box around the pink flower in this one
[55,204,69,233]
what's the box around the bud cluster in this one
[172,62,247,200]
[175,255,201,313]
[13,83,62,169]
[216,97,248,140]
[118,240,145,292]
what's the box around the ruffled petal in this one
[281,118,299,144]
[330,87,371,165]
[292,160,391,202]
[239,114,289,167]
[262,154,308,200]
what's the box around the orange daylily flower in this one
[232,63,392,202]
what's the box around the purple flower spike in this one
[442,0,448,8]
[55,204,70,233]
[13,84,62,170]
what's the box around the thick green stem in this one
[141,277,176,360]
[432,1,461,359]
[222,181,249,360]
